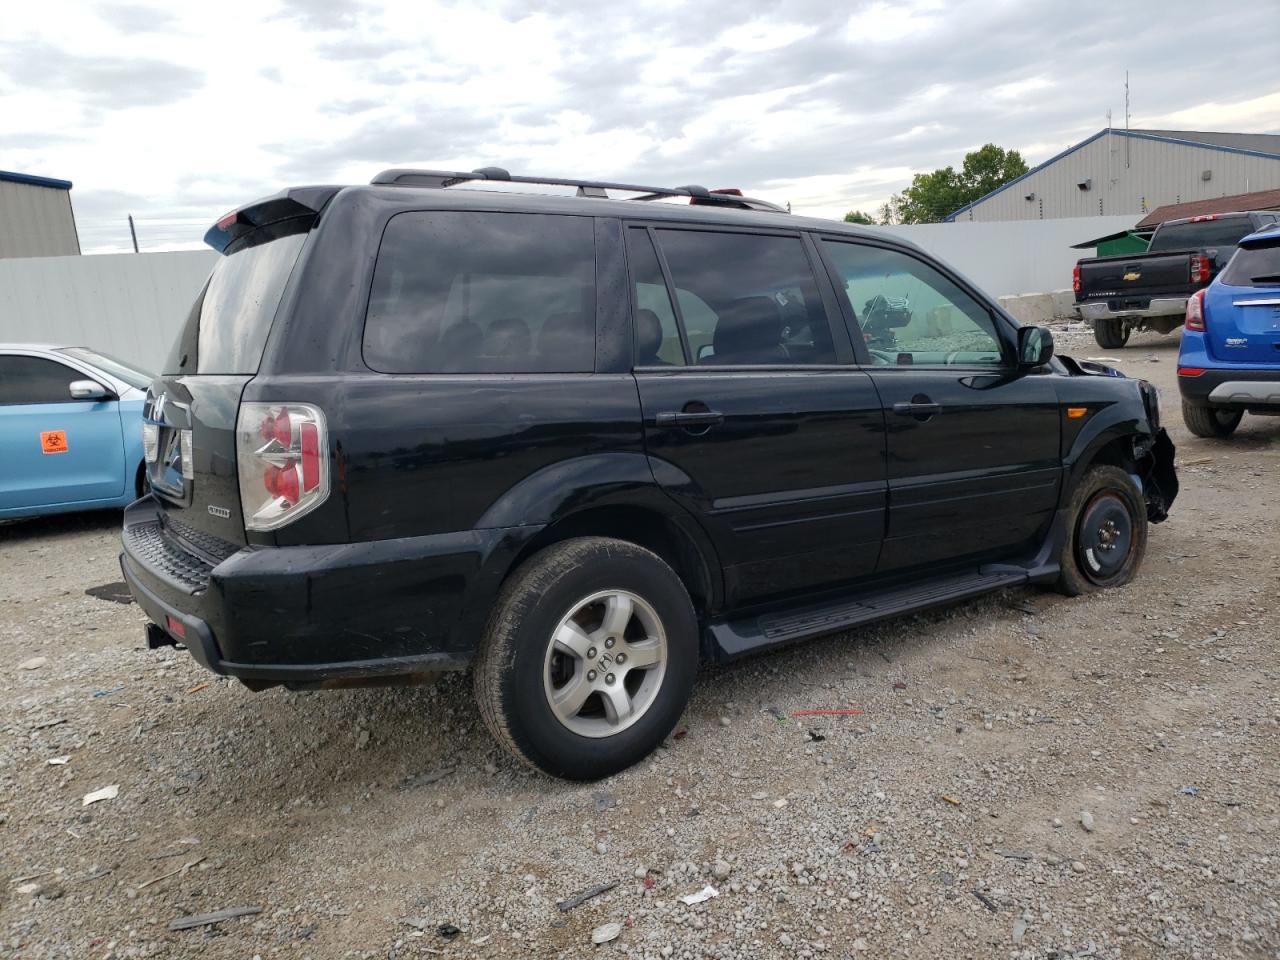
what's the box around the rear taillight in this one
[1184,288,1207,332]
[1189,254,1211,284]
[1178,367,1205,377]
[235,403,329,531]
[1072,264,1081,294]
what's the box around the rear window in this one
[1220,241,1280,287]
[363,212,596,374]
[1148,217,1255,252]
[165,223,308,375]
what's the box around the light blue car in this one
[0,344,151,520]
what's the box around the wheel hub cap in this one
[1076,492,1134,583]
[542,589,667,738]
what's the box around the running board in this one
[707,568,1028,660]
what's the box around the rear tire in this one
[1092,319,1130,349]
[1181,400,1242,439]
[1057,465,1148,597]
[473,537,698,780]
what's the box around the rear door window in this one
[364,212,596,374]
[0,355,82,405]
[649,229,835,365]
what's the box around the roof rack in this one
[369,166,788,213]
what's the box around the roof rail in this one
[369,166,787,213]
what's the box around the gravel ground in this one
[3,327,1278,959]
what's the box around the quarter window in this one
[821,240,1006,367]
[364,212,596,374]
[650,229,835,366]
[0,355,83,405]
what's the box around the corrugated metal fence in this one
[0,215,1138,371]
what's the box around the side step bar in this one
[706,568,1028,661]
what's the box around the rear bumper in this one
[1077,297,1187,322]
[120,496,538,684]
[1178,366,1280,406]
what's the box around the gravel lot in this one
[3,327,1278,959]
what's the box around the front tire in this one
[473,537,698,780]
[1057,465,1148,597]
[1181,400,1242,439]
[1092,319,1130,349]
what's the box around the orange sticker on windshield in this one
[41,430,68,454]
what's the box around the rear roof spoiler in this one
[204,186,340,253]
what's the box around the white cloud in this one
[1,0,1277,252]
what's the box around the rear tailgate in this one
[145,205,319,554]
[1077,252,1192,306]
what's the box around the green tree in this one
[843,209,876,225]
[884,144,1029,224]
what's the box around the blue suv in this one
[1179,225,1280,437]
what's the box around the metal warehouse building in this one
[0,170,80,259]
[948,128,1280,222]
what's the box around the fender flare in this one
[459,452,724,639]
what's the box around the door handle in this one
[654,410,724,428]
[892,395,941,420]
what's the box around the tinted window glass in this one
[365,212,596,373]
[626,228,685,366]
[0,355,82,405]
[167,225,308,375]
[1220,241,1280,287]
[653,230,834,365]
[1148,217,1255,252]
[822,241,1006,367]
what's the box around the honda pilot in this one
[121,168,1178,780]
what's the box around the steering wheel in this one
[867,348,896,365]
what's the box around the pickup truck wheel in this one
[473,537,698,780]
[1057,465,1147,597]
[1181,400,1242,438]
[1092,319,1130,349]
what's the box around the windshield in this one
[57,346,153,389]
[1148,217,1255,252]
[165,223,309,375]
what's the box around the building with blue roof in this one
[947,128,1280,223]
[0,170,80,259]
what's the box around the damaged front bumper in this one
[1136,428,1178,523]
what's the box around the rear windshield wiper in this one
[1249,274,1280,283]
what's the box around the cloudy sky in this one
[3,0,1279,253]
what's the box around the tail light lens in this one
[1189,254,1211,284]
[1072,264,1081,294]
[1184,288,1207,332]
[235,403,329,531]
[142,422,159,463]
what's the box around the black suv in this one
[121,168,1177,780]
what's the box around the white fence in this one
[0,250,216,372]
[881,214,1137,297]
[0,215,1137,370]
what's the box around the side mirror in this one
[1017,326,1054,369]
[69,379,114,401]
